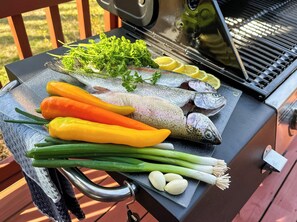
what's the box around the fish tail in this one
[45,60,68,74]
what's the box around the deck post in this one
[7,15,32,59]
[45,5,65,48]
[76,0,92,39]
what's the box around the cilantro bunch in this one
[57,33,160,92]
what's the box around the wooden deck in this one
[1,138,296,222]
[0,168,158,222]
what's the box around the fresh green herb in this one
[150,71,162,85]
[52,33,160,92]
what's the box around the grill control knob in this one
[290,108,297,130]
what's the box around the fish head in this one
[194,93,227,116]
[188,80,217,93]
[186,113,222,145]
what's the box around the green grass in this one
[0,0,105,86]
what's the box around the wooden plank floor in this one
[1,138,296,222]
[233,137,297,222]
[0,168,158,222]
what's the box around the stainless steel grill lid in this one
[219,0,297,98]
[97,0,297,100]
[97,0,248,77]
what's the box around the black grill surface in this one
[97,0,296,100]
[219,0,297,96]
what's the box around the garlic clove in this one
[148,171,166,191]
[164,179,188,195]
[164,173,183,182]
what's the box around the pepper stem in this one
[35,108,41,113]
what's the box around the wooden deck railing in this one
[0,0,93,59]
[103,11,122,32]
[0,0,94,59]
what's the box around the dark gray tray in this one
[13,68,242,207]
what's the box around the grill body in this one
[5,0,297,221]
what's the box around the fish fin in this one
[92,86,111,94]
[192,107,222,117]
[181,103,195,116]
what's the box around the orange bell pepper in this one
[40,96,156,130]
[46,81,135,115]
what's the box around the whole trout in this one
[46,61,226,116]
[95,92,222,145]
[73,74,226,116]
[130,66,216,93]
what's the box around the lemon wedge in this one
[173,61,185,73]
[189,70,207,81]
[181,64,199,76]
[204,73,221,90]
[154,56,178,71]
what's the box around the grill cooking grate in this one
[219,0,297,91]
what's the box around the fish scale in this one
[72,73,226,116]
[130,66,216,93]
[74,74,197,107]
[46,61,226,116]
[95,92,222,145]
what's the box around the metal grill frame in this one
[219,0,297,100]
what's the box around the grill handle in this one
[59,167,138,202]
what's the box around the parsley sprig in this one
[52,33,160,92]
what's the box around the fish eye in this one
[205,130,214,140]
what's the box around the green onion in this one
[44,136,80,144]
[4,120,45,125]
[15,108,48,123]
[93,155,227,176]
[34,142,56,147]
[32,158,230,190]
[4,108,48,125]
[26,143,226,167]
[153,143,174,150]
[44,136,173,150]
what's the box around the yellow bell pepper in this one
[48,117,171,148]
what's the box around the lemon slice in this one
[204,73,221,90]
[189,70,207,81]
[181,64,199,76]
[173,61,185,73]
[154,56,178,71]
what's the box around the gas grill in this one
[96,0,297,154]
[3,0,297,221]
[220,0,297,99]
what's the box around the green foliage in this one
[0,0,104,86]
[57,33,160,92]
